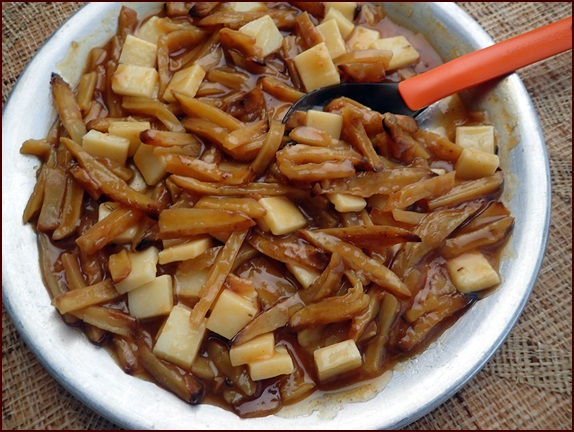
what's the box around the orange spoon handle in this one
[399,16,572,111]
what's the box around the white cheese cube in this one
[325,2,357,22]
[153,304,206,369]
[111,64,158,98]
[248,345,294,381]
[115,247,159,294]
[175,267,209,299]
[313,339,362,382]
[286,263,321,289]
[119,34,157,68]
[108,121,151,157]
[227,2,266,12]
[294,42,341,93]
[238,15,284,58]
[455,126,495,154]
[230,333,275,366]
[322,7,355,39]
[306,110,343,140]
[316,19,347,60]
[370,36,420,71]
[82,129,130,164]
[258,196,307,235]
[98,202,138,242]
[159,235,213,265]
[454,147,500,180]
[163,64,206,103]
[206,289,259,340]
[128,274,174,319]
[446,251,501,293]
[133,143,167,185]
[346,26,380,51]
[327,193,367,212]
[135,16,172,44]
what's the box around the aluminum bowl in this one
[2,2,550,429]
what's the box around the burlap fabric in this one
[2,2,571,430]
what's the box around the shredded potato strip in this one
[61,137,158,214]
[170,174,309,200]
[190,230,249,327]
[289,282,370,328]
[52,279,119,314]
[76,205,144,255]
[51,74,86,144]
[384,171,456,211]
[392,205,481,279]
[138,341,205,404]
[248,229,329,271]
[176,92,244,131]
[159,208,255,238]
[122,96,185,132]
[299,230,410,297]
[364,292,399,373]
[70,306,136,337]
[53,175,85,240]
[317,167,431,197]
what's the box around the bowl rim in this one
[2,2,550,429]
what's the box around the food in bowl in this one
[19,2,514,418]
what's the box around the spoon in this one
[283,15,572,121]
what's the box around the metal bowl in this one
[1,2,550,429]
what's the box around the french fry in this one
[50,74,86,144]
[61,137,159,214]
[140,130,202,152]
[383,171,456,211]
[52,279,119,314]
[250,120,285,177]
[427,171,504,210]
[138,340,205,404]
[363,292,399,374]
[317,167,430,197]
[122,96,185,133]
[299,230,411,298]
[206,339,256,396]
[224,119,268,150]
[195,196,267,219]
[170,174,309,200]
[260,76,304,103]
[175,90,244,131]
[36,167,67,232]
[294,11,324,50]
[23,165,48,223]
[190,230,249,326]
[158,208,255,238]
[76,205,144,255]
[309,225,421,250]
[289,282,370,328]
[71,306,137,336]
[233,294,305,345]
[20,139,52,159]
[248,229,329,271]
[163,153,226,182]
[53,175,84,240]
[341,106,385,171]
[442,216,514,258]
[277,159,356,182]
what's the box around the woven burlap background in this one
[2,2,571,430]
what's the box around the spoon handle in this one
[399,16,572,111]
